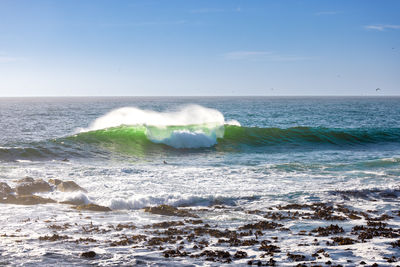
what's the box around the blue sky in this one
[0,0,399,96]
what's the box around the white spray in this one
[80,105,240,148]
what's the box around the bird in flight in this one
[376,88,381,91]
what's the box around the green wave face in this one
[6,125,398,161]
[219,125,400,148]
[68,125,157,156]
[67,124,224,157]
[69,125,400,153]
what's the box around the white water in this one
[79,105,240,148]
[82,105,226,131]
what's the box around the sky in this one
[0,0,399,96]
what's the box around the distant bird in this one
[376,88,381,92]
[163,160,168,164]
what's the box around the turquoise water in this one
[1,96,400,265]
[1,96,399,206]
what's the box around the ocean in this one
[1,96,400,266]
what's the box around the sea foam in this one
[80,105,239,148]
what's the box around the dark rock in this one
[144,221,184,228]
[259,241,280,253]
[110,235,146,246]
[0,195,56,205]
[239,221,283,231]
[0,182,13,198]
[191,250,231,263]
[352,225,400,240]
[390,239,400,248]
[311,224,344,236]
[287,253,306,261]
[144,205,198,218]
[39,234,69,241]
[163,249,188,257]
[15,177,34,184]
[15,178,51,195]
[234,250,248,259]
[48,179,62,186]
[59,199,87,206]
[73,203,111,212]
[81,251,96,258]
[331,237,356,245]
[57,181,87,193]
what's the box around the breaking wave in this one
[1,105,400,161]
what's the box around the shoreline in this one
[1,182,399,266]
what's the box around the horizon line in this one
[0,94,398,98]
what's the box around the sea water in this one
[1,96,399,265]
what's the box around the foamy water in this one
[1,97,400,265]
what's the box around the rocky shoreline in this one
[1,178,400,266]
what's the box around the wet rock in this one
[191,250,231,263]
[153,227,188,236]
[48,223,71,230]
[185,219,203,224]
[311,224,344,236]
[390,239,400,248]
[369,214,393,221]
[81,223,110,234]
[74,237,97,243]
[0,182,13,198]
[113,223,136,231]
[384,256,397,263]
[287,252,306,261]
[163,249,188,258]
[57,181,87,193]
[239,221,283,231]
[73,203,111,212]
[110,235,147,246]
[218,237,259,247]
[144,221,185,228]
[48,179,62,186]
[15,178,51,195]
[144,205,198,218]
[330,237,356,245]
[312,206,347,221]
[278,203,310,210]
[81,251,96,258]
[247,259,276,266]
[0,195,56,205]
[59,199,87,206]
[347,213,361,220]
[352,225,400,241]
[147,236,177,246]
[39,234,69,241]
[15,177,35,184]
[234,250,248,259]
[259,241,280,254]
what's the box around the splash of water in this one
[79,105,239,148]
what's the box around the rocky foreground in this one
[1,178,400,266]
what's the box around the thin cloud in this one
[223,51,310,62]
[0,56,24,63]
[365,24,400,31]
[191,8,225,13]
[315,11,339,16]
[100,20,186,27]
[190,7,241,14]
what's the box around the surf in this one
[2,104,400,162]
